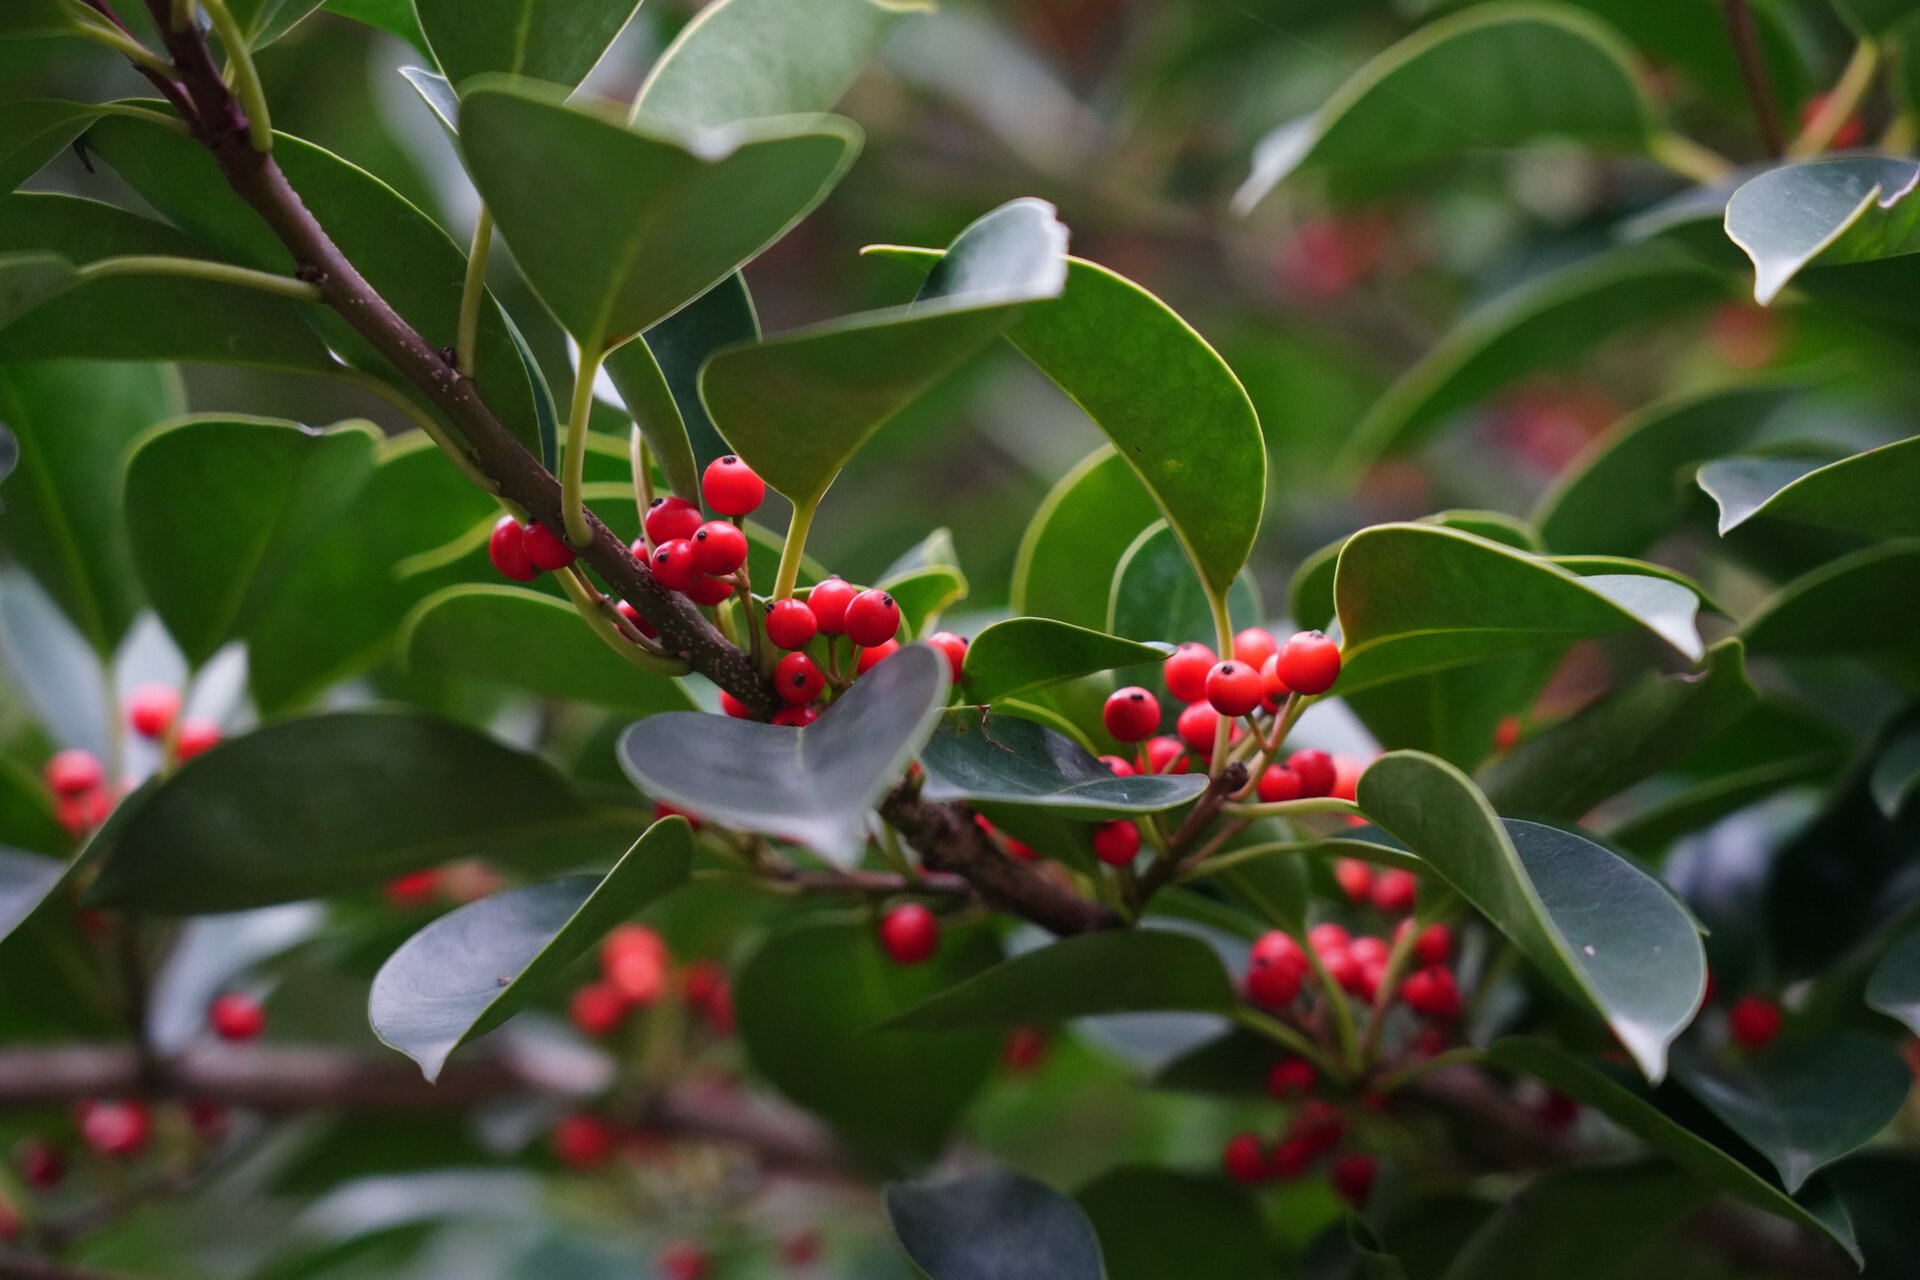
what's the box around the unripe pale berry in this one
[1287,749,1336,798]
[776,652,827,704]
[807,577,857,634]
[1221,1133,1267,1185]
[45,750,103,798]
[1163,642,1216,704]
[1232,627,1279,672]
[1275,630,1341,696]
[1729,994,1782,1049]
[569,982,627,1038]
[127,684,180,739]
[844,589,901,647]
[1205,660,1265,716]
[644,496,704,546]
[765,598,818,650]
[855,639,898,674]
[488,516,539,581]
[685,574,736,607]
[1258,765,1303,803]
[1103,686,1160,742]
[522,521,577,572]
[702,454,765,516]
[925,631,968,681]
[208,992,265,1042]
[1091,820,1140,866]
[878,903,938,965]
[651,540,699,592]
[176,720,221,761]
[691,521,749,576]
[1176,701,1218,754]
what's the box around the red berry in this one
[1251,930,1309,979]
[1293,1100,1347,1155]
[1206,661,1265,717]
[1309,922,1351,954]
[45,749,103,798]
[1267,1058,1317,1099]
[1331,754,1365,802]
[684,574,736,606]
[781,1230,823,1269]
[659,1240,711,1280]
[1370,869,1418,915]
[1269,1135,1314,1180]
[1275,630,1341,696]
[719,690,751,719]
[855,639,898,674]
[1260,653,1291,701]
[1002,1026,1047,1074]
[806,577,857,634]
[1163,643,1216,704]
[1399,920,1452,967]
[879,903,939,965]
[772,705,818,727]
[765,598,819,650]
[1729,994,1782,1050]
[1221,1133,1267,1185]
[644,496,704,546]
[844,589,901,647]
[1103,687,1161,742]
[775,652,827,703]
[176,720,221,760]
[487,516,539,581]
[1232,627,1279,672]
[1091,820,1140,866]
[1349,936,1389,968]
[385,869,441,908]
[925,631,968,681]
[1144,736,1188,774]
[614,600,658,639]
[1099,754,1135,777]
[1493,715,1522,754]
[1258,765,1303,804]
[1247,931,1307,1007]
[602,925,669,1004]
[1533,1089,1580,1131]
[1176,701,1218,754]
[552,1112,616,1169]
[691,521,749,576]
[522,521,577,571]
[702,454,765,516]
[1330,1153,1377,1207]
[16,1139,63,1189]
[208,992,265,1042]
[650,539,699,592]
[1334,859,1373,903]
[1801,93,1867,149]
[1401,965,1462,1020]
[569,982,628,1037]
[79,1100,149,1158]
[682,959,725,1009]
[1288,749,1336,798]
[127,684,180,739]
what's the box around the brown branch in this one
[1720,0,1785,156]
[1134,762,1248,902]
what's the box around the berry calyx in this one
[765,598,819,650]
[487,516,539,581]
[1267,1057,1317,1099]
[771,705,819,727]
[551,1112,616,1168]
[645,496,705,546]
[1330,1153,1377,1207]
[879,903,939,965]
[1163,642,1216,704]
[1221,1133,1267,1185]
[127,684,181,740]
[806,577,857,634]
[1257,765,1303,803]
[702,454,765,516]
[521,521,578,572]
[650,539,699,592]
[844,589,901,647]
[1287,748,1336,798]
[569,982,627,1038]
[1729,994,1782,1050]
[1275,630,1341,696]
[775,652,827,704]
[177,720,221,760]
[925,631,969,681]
[691,521,749,576]
[45,749,103,798]
[78,1100,149,1158]
[208,992,265,1042]
[855,639,899,674]
[1232,627,1280,672]
[1103,686,1161,743]
[1205,660,1265,717]
[1091,820,1141,866]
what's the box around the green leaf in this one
[887,1168,1103,1280]
[702,198,1068,510]
[1012,446,1160,631]
[1866,922,1920,1035]
[618,643,949,865]
[602,339,700,505]
[1672,1032,1913,1194]
[459,79,858,349]
[227,0,327,46]
[1726,159,1920,305]
[878,563,968,638]
[1439,1162,1707,1280]
[1870,720,1920,820]
[322,0,429,53]
[918,711,1207,818]
[1743,540,1920,664]
[0,758,62,856]
[0,847,69,946]
[1338,246,1724,472]
[369,817,693,1081]
[0,362,182,654]
[1234,3,1656,211]
[1076,1168,1267,1280]
[415,0,640,88]
[1109,522,1261,655]
[883,930,1236,1031]
[1535,382,1803,556]
[640,273,760,479]
[1699,437,1920,537]
[1358,753,1705,1078]
[0,253,77,330]
[1483,640,1758,819]
[1335,525,1704,696]
[0,0,87,38]
[1831,0,1920,36]
[402,585,696,715]
[961,618,1171,703]
[0,100,107,195]
[397,66,458,136]
[124,417,380,668]
[1568,0,1806,105]
[737,918,1001,1156]
[633,0,930,130]
[87,710,642,914]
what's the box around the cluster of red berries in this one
[568,925,733,1040]
[1247,919,1458,1021]
[43,686,222,839]
[1222,1095,1377,1207]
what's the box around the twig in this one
[1720,0,1785,156]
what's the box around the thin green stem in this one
[1649,132,1734,185]
[631,430,656,520]
[1223,797,1361,821]
[99,102,191,135]
[198,0,272,151]
[70,16,176,77]
[562,343,607,548]
[772,498,817,600]
[1373,1046,1483,1094]
[1231,1007,1348,1081]
[454,207,493,376]
[557,566,690,676]
[1173,839,1314,884]
[1790,38,1881,156]
[1359,917,1422,1066]
[1205,589,1233,777]
[1300,935,1363,1071]
[77,255,320,300]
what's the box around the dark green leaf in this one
[369,818,693,1080]
[0,0,87,38]
[878,563,968,638]
[1866,923,1920,1036]
[1078,1168,1267,1280]
[0,101,106,195]
[1108,522,1261,655]
[1725,159,1920,305]
[962,618,1170,703]
[1439,1162,1707,1280]
[1743,540,1920,664]
[1831,0,1920,36]
[887,1168,1103,1280]
[227,0,327,45]
[918,711,1206,818]
[602,339,699,505]
[1699,437,1920,537]
[1569,0,1806,105]
[0,253,77,329]
[1870,720,1920,819]
[0,847,68,945]
[88,711,642,913]
[640,273,759,479]
[322,0,429,53]
[882,929,1236,1031]
[416,0,640,88]
[1011,446,1160,631]
[618,643,949,864]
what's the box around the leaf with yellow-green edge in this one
[370,817,693,1082]
[1726,159,1920,306]
[1233,3,1658,212]
[1743,540,1920,667]
[459,78,859,351]
[702,199,1068,512]
[415,0,641,89]
[323,0,428,54]
[1358,752,1706,1078]
[225,0,329,47]
[124,418,380,670]
[1699,436,1920,538]
[603,339,701,506]
[402,585,697,716]
[962,619,1172,704]
[1011,446,1160,631]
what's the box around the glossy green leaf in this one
[1743,540,1920,662]
[0,254,77,330]
[1673,1031,1912,1193]
[403,585,696,715]
[460,79,858,349]
[703,198,1068,510]
[1439,1162,1707,1280]
[640,273,759,479]
[1234,4,1656,211]
[1358,753,1705,1077]
[618,643,948,864]
[416,0,640,88]
[737,917,1000,1156]
[602,339,700,505]
[883,528,961,579]
[227,0,327,46]
[124,417,380,668]
[918,711,1206,818]
[397,66,457,136]
[1870,720,1920,820]
[0,758,61,856]
[962,618,1170,703]
[1535,383,1803,556]
[1866,923,1920,1036]
[888,1168,1103,1280]
[1831,0,1920,36]
[883,929,1235,1031]
[1486,1040,1859,1260]
[634,0,930,129]
[0,0,86,37]
[0,362,182,655]
[87,711,642,913]
[0,847,69,946]
[0,101,105,195]
[878,564,968,638]
[1109,522,1261,654]
[1699,437,1920,537]
[369,817,693,1081]
[1339,246,1725,471]
[1726,159,1920,305]
[1012,446,1160,630]
[322,0,429,53]
[1076,1168,1267,1280]
[1335,525,1704,695]
[1484,640,1757,819]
